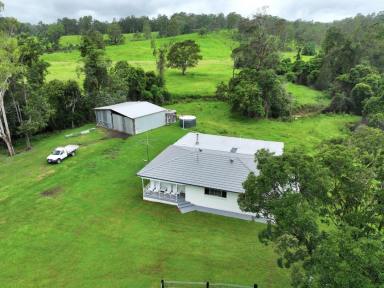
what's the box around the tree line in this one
[215,11,384,131]
[1,0,203,156]
[0,26,172,156]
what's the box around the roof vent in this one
[230,158,234,163]
[230,147,238,153]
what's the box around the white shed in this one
[94,101,169,135]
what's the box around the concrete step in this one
[177,201,196,213]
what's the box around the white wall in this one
[185,185,246,214]
[134,111,166,134]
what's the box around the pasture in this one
[0,99,359,287]
[43,31,235,97]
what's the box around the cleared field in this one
[285,82,330,112]
[167,101,359,153]
[0,100,359,287]
[44,31,314,98]
[43,31,235,97]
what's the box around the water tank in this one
[179,115,196,128]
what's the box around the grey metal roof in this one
[174,132,284,156]
[137,145,259,193]
[94,101,166,119]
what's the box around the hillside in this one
[43,31,316,99]
[43,31,235,97]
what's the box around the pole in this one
[146,133,149,162]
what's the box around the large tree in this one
[79,30,110,108]
[107,22,124,45]
[239,126,384,287]
[233,15,280,71]
[167,40,202,75]
[0,33,20,156]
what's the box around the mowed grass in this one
[0,124,288,287]
[0,99,360,287]
[43,31,235,97]
[167,101,359,153]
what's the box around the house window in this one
[204,188,227,198]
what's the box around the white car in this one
[47,145,79,164]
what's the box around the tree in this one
[239,127,384,286]
[197,27,208,37]
[44,80,84,129]
[142,19,151,39]
[107,22,123,45]
[79,30,110,108]
[109,61,170,105]
[78,16,93,34]
[227,12,242,29]
[155,46,167,85]
[12,34,50,149]
[46,23,65,50]
[233,15,280,71]
[167,40,202,75]
[301,42,316,56]
[0,33,20,156]
[224,69,291,119]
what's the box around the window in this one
[204,188,227,198]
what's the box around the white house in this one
[94,101,176,135]
[137,132,284,221]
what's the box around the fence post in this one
[254,284,258,288]
[160,279,164,288]
[206,281,209,288]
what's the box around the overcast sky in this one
[2,0,384,24]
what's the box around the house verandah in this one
[141,178,187,205]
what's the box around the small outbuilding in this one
[95,101,173,135]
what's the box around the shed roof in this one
[94,101,166,119]
[137,133,284,193]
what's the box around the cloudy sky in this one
[2,0,384,24]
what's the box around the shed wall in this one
[134,111,166,134]
[95,110,112,129]
[111,113,134,134]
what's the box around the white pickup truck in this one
[47,145,79,164]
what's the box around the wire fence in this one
[161,280,258,288]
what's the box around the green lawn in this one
[285,82,330,112]
[43,31,235,97]
[167,101,359,153]
[0,124,288,288]
[0,100,360,287]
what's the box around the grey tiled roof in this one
[94,101,166,119]
[137,145,258,193]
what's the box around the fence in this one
[161,280,258,288]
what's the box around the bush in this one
[286,71,296,83]
[302,42,316,56]
[215,81,228,100]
